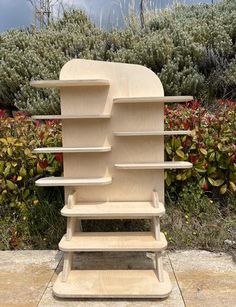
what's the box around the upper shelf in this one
[33,146,111,153]
[32,114,110,120]
[113,130,191,136]
[115,162,192,170]
[30,79,110,88]
[35,176,112,187]
[113,96,193,104]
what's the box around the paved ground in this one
[0,250,235,307]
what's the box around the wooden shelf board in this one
[53,270,172,298]
[113,96,193,104]
[59,232,167,252]
[61,201,165,218]
[33,146,111,153]
[114,130,191,136]
[35,177,112,187]
[30,79,109,88]
[31,114,110,120]
[115,161,192,169]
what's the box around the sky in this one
[0,0,218,32]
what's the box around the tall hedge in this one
[0,0,236,114]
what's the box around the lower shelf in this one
[53,270,172,298]
[59,232,167,252]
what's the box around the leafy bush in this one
[165,100,236,196]
[0,1,236,113]
[0,114,63,249]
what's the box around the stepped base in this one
[53,270,172,298]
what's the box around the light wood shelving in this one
[115,161,193,170]
[114,130,191,136]
[32,114,110,120]
[61,201,165,218]
[32,59,193,299]
[33,146,111,153]
[30,79,110,88]
[114,96,193,104]
[53,270,172,298]
[35,177,112,187]
[59,232,167,252]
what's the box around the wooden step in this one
[114,130,191,136]
[30,79,109,88]
[33,146,111,153]
[53,270,172,298]
[115,161,192,169]
[32,114,110,120]
[61,201,165,219]
[59,232,167,252]
[35,177,112,187]
[113,96,193,104]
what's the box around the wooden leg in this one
[75,218,83,232]
[155,252,164,283]
[67,190,76,209]
[66,217,76,240]
[152,216,160,240]
[62,252,73,282]
[152,189,160,208]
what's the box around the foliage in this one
[0,11,104,114]
[0,114,63,249]
[0,1,236,113]
[162,182,232,250]
[164,100,236,196]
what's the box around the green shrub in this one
[164,100,236,196]
[0,115,64,249]
[1,1,236,113]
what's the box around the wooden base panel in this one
[53,270,172,298]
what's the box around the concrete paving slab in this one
[0,250,62,307]
[39,252,184,306]
[169,250,236,307]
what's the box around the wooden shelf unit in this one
[32,59,193,299]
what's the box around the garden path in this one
[0,250,235,306]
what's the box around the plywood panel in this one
[61,201,165,218]
[59,232,167,252]
[53,270,172,298]
[58,59,165,203]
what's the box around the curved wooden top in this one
[30,79,110,88]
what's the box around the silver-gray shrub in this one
[0,1,235,114]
